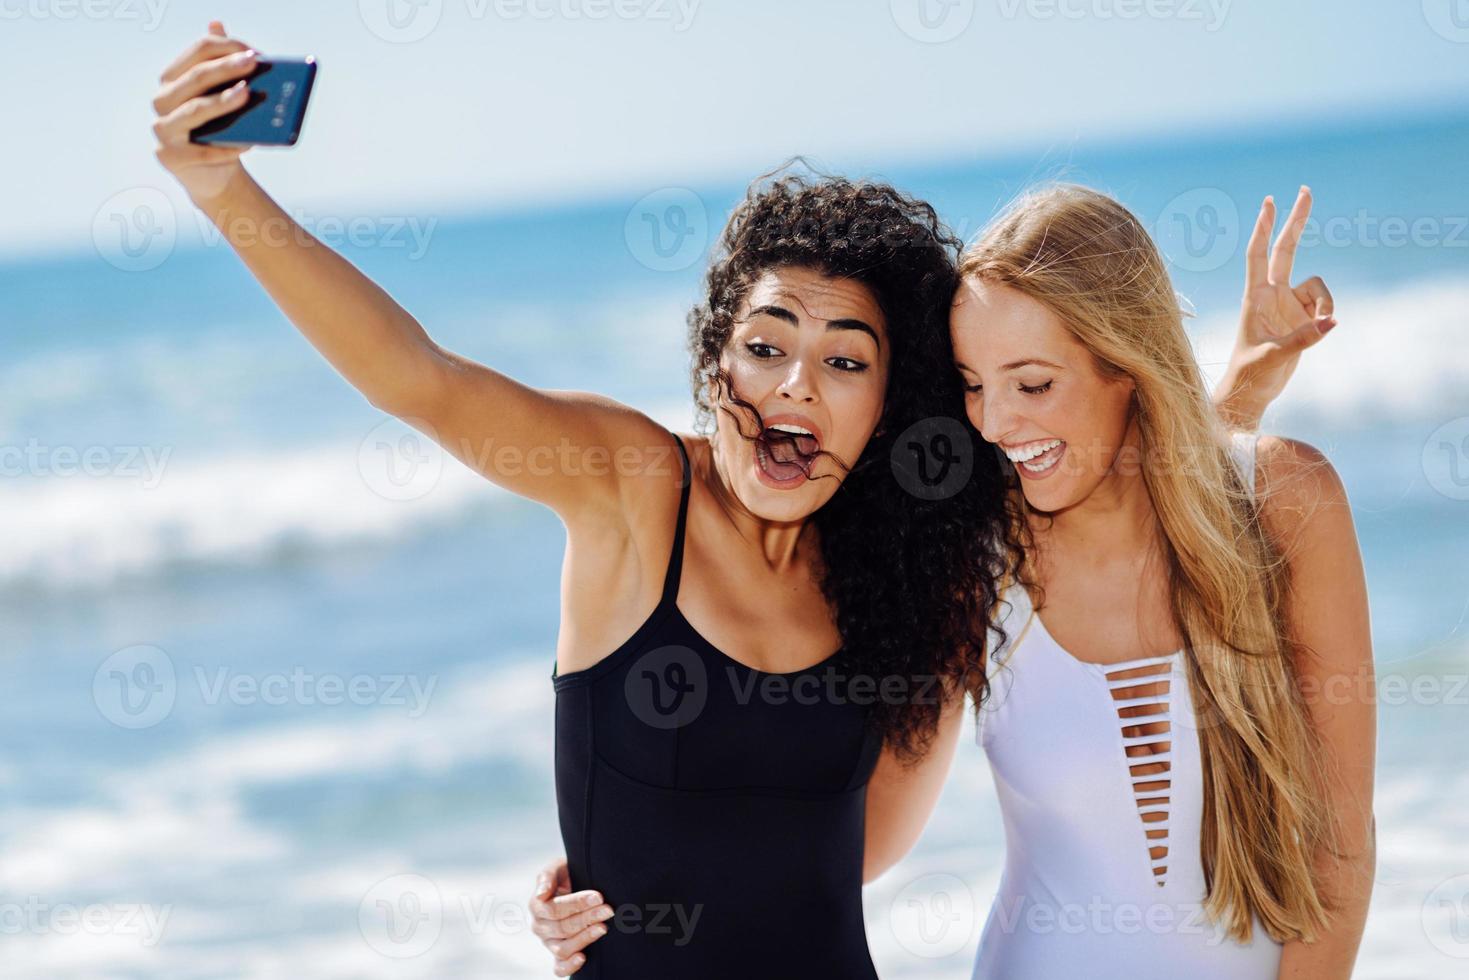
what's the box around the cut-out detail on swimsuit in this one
[1104,655,1176,885]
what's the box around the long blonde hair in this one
[960,184,1334,942]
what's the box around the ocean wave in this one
[1191,273,1469,424]
[0,401,692,592]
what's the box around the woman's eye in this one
[746,342,781,359]
[1019,381,1053,395]
[827,357,868,373]
[964,383,983,395]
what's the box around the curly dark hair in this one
[686,166,1012,761]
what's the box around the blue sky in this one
[4,0,1468,257]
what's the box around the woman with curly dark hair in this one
[154,26,1013,979]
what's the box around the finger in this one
[552,952,587,977]
[547,921,610,961]
[208,20,226,36]
[528,888,603,925]
[152,81,251,145]
[160,33,250,84]
[1243,196,1275,294]
[1268,185,1312,284]
[553,860,573,894]
[153,48,257,117]
[543,903,614,940]
[1277,315,1337,354]
[1293,275,1333,319]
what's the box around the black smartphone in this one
[191,57,317,147]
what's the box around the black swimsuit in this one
[553,432,883,979]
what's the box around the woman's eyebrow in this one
[746,305,881,349]
[1001,358,1064,371]
[747,303,798,324]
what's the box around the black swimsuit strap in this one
[660,433,693,606]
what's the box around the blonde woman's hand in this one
[527,857,613,976]
[151,20,258,205]
[1216,186,1337,427]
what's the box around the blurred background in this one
[3,1,1467,976]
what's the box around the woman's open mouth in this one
[754,421,821,488]
[1004,438,1066,480]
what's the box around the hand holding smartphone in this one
[190,56,317,147]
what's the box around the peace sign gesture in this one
[1216,186,1338,427]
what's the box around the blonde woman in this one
[532,186,1370,977]
[953,185,1373,977]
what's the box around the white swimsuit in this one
[971,433,1283,979]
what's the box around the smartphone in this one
[191,56,317,147]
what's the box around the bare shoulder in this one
[1252,435,1355,555]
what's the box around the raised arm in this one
[151,22,669,521]
[1254,436,1376,979]
[1213,187,1338,429]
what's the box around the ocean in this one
[3,106,1467,977]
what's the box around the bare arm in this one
[1213,188,1338,430]
[1255,436,1376,979]
[861,690,967,884]
[152,23,669,521]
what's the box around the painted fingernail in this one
[594,906,614,921]
[591,925,607,938]
[584,892,602,906]
[1320,320,1337,334]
